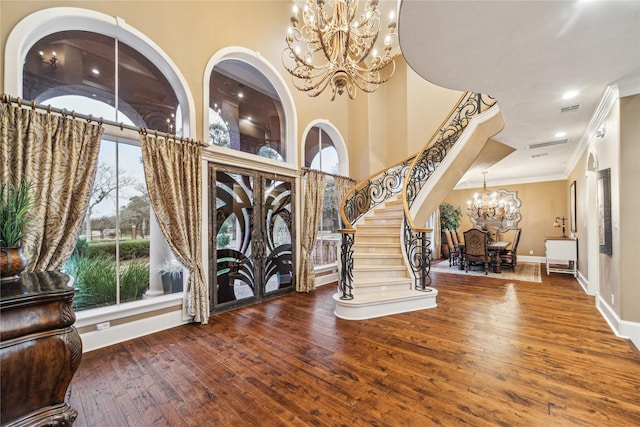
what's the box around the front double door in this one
[209,165,295,313]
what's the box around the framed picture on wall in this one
[570,180,577,233]
[597,169,612,255]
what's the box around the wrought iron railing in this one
[336,157,414,299]
[339,157,415,231]
[337,92,498,298]
[402,93,497,289]
[337,157,414,299]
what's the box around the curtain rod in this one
[1,94,206,147]
[301,167,355,183]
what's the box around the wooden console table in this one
[1,271,82,426]
[545,236,578,278]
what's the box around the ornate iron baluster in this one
[338,229,355,300]
[403,219,432,290]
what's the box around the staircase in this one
[333,92,506,321]
[333,196,437,320]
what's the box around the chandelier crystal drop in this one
[282,0,399,100]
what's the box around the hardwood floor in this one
[69,265,640,426]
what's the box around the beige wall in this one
[442,180,568,258]
[567,150,588,280]
[619,94,640,322]
[592,101,622,316]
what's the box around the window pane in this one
[118,40,178,131]
[68,140,118,311]
[305,126,340,267]
[210,60,285,160]
[24,30,179,132]
[24,31,116,118]
[117,143,150,302]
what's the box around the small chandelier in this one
[282,0,399,100]
[467,173,519,222]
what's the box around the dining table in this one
[456,241,511,272]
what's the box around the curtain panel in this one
[332,175,356,218]
[139,133,208,324]
[298,170,326,292]
[0,103,102,271]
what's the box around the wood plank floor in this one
[69,264,640,426]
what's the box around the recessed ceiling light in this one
[554,131,567,138]
[238,92,244,98]
[92,68,100,75]
[562,90,578,100]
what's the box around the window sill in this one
[75,292,184,329]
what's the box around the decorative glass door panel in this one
[210,166,294,312]
[262,177,294,295]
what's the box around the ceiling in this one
[398,0,640,189]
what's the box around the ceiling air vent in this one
[528,139,568,150]
[560,104,581,113]
[531,153,549,159]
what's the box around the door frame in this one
[208,163,296,313]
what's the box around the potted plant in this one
[158,259,183,294]
[0,179,33,282]
[439,203,462,258]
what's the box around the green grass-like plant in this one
[65,254,150,310]
[87,239,150,260]
[0,179,33,247]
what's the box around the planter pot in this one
[161,272,183,294]
[0,247,28,283]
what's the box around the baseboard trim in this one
[596,294,640,351]
[576,270,589,294]
[80,309,188,352]
[517,255,545,264]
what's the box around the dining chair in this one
[444,229,460,267]
[500,228,522,271]
[463,228,493,274]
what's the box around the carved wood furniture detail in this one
[1,271,82,427]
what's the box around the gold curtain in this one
[298,170,326,292]
[0,103,102,271]
[139,133,208,324]
[332,175,355,214]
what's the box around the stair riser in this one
[360,219,402,226]
[357,226,399,233]
[353,257,404,266]
[353,247,402,258]
[353,283,413,295]
[353,270,408,279]
[355,235,400,244]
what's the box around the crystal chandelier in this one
[282,0,399,100]
[466,173,518,222]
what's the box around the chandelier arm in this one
[282,0,399,100]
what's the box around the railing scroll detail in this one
[338,229,354,300]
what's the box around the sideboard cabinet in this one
[545,236,578,278]
[1,271,82,426]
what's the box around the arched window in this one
[24,30,178,131]
[303,123,348,268]
[209,59,286,160]
[204,47,297,166]
[7,8,194,311]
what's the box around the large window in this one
[23,30,183,311]
[209,60,286,161]
[305,127,341,268]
